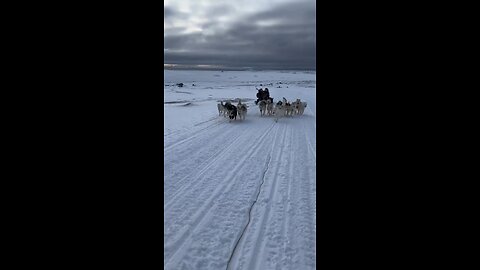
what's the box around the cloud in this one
[164,0,316,70]
[164,7,181,21]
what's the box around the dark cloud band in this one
[164,1,316,70]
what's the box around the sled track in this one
[164,119,224,152]
[225,117,316,269]
[164,123,246,201]
[164,116,218,139]
[164,122,277,268]
[164,126,248,208]
[224,124,284,269]
[164,110,316,269]
[226,151,272,270]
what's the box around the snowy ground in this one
[164,69,316,270]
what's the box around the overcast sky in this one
[164,0,316,70]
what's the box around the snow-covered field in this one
[164,69,316,270]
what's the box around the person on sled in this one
[264,88,273,103]
[255,88,264,105]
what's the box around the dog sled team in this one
[217,87,307,122]
[259,97,307,122]
[217,99,247,122]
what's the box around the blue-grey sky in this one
[164,0,316,70]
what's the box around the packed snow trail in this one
[164,70,316,270]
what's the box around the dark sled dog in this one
[224,102,237,121]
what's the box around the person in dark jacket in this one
[264,88,273,103]
[255,88,263,104]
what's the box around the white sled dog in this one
[292,99,307,115]
[297,101,307,115]
[237,100,247,120]
[217,101,228,117]
[266,99,274,116]
[292,99,301,115]
[258,100,267,116]
[274,103,286,122]
[284,102,294,116]
[282,97,293,116]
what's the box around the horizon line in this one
[164,64,316,72]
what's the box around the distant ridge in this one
[164,64,315,72]
[164,65,249,71]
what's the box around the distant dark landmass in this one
[164,64,315,72]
